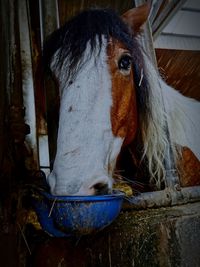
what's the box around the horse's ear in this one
[121,2,151,34]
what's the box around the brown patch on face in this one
[107,38,137,145]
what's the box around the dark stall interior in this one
[0,0,200,266]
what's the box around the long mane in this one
[137,53,175,188]
[139,51,200,188]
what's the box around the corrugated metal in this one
[183,0,200,10]
[154,0,200,50]
[162,10,200,37]
[154,35,200,50]
[151,0,187,39]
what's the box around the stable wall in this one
[31,201,200,267]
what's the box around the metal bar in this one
[161,32,200,39]
[133,0,185,191]
[153,0,187,40]
[39,0,60,168]
[134,0,179,189]
[162,119,180,189]
[125,186,200,210]
[39,0,59,45]
[134,0,157,67]
[181,7,200,13]
[149,0,164,25]
[164,168,180,189]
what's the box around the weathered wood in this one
[58,0,134,25]
[31,202,200,267]
[156,49,200,101]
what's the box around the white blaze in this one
[47,39,124,195]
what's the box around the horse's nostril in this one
[92,182,109,195]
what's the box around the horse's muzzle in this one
[91,182,110,195]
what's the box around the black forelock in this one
[43,8,134,76]
[43,7,151,136]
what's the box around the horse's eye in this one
[118,55,132,73]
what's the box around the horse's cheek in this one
[107,39,137,143]
[110,76,137,144]
[119,76,137,145]
[110,79,127,137]
[124,94,138,145]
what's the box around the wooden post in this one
[39,0,60,169]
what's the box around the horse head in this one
[44,4,152,195]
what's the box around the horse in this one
[43,3,200,196]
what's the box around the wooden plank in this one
[156,49,200,101]
[58,0,134,25]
